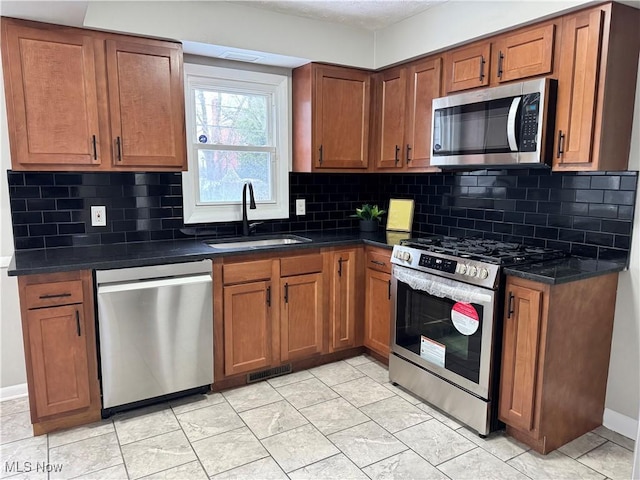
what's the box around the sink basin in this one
[205,234,312,251]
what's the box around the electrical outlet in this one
[91,206,107,227]
[296,198,306,216]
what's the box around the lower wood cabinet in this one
[499,273,619,453]
[17,270,101,434]
[328,248,362,352]
[364,247,392,359]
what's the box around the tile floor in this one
[0,355,635,479]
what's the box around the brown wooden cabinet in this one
[553,3,639,171]
[499,273,619,454]
[373,67,407,169]
[293,63,371,171]
[363,247,392,359]
[281,272,323,361]
[1,17,186,172]
[328,248,362,352]
[17,270,101,435]
[493,23,555,83]
[444,42,491,93]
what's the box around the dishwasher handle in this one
[97,274,212,294]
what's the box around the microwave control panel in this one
[419,254,457,274]
[520,93,540,152]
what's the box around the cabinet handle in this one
[388,280,392,300]
[75,310,81,337]
[394,145,400,165]
[338,257,344,277]
[284,283,289,304]
[319,145,323,165]
[371,260,386,267]
[92,135,97,160]
[497,51,504,79]
[479,56,486,81]
[266,286,271,307]
[116,136,122,162]
[39,293,72,300]
[406,144,412,163]
[556,130,565,158]
[507,292,515,319]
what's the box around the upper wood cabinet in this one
[553,3,639,171]
[493,23,555,83]
[444,42,491,93]
[293,63,371,171]
[1,18,186,172]
[373,68,407,169]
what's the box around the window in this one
[182,63,290,224]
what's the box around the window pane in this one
[194,89,269,146]
[197,149,272,203]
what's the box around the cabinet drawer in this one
[366,250,392,274]
[25,280,84,309]
[281,254,323,277]
[223,260,272,285]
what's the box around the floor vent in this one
[247,364,292,383]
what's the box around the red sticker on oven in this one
[451,302,479,335]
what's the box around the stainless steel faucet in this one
[242,181,257,236]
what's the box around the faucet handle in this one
[249,221,264,234]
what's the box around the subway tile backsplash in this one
[7,168,638,262]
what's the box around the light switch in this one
[91,206,107,227]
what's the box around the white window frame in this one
[182,63,290,224]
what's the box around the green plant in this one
[351,204,386,222]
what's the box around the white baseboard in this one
[603,408,639,440]
[0,383,27,401]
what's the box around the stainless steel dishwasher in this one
[96,260,213,411]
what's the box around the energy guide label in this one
[420,336,445,368]
[451,302,480,335]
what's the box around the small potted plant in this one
[352,204,386,232]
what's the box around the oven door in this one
[391,265,496,400]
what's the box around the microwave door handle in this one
[507,97,521,152]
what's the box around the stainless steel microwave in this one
[431,78,556,167]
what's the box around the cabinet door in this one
[499,284,543,432]
[329,250,357,351]
[27,305,91,417]
[281,273,323,361]
[364,268,391,358]
[553,9,604,170]
[223,281,272,376]
[2,21,103,169]
[406,57,442,169]
[445,42,491,93]
[375,68,406,169]
[495,24,555,83]
[106,39,186,170]
[314,66,370,169]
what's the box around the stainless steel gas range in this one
[388,236,564,435]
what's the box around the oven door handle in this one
[507,97,521,152]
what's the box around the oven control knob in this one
[467,265,478,277]
[402,251,412,262]
[478,268,489,279]
[456,264,467,274]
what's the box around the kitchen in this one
[0,1,639,479]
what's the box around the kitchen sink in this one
[204,234,312,250]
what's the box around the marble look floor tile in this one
[222,382,283,413]
[458,428,529,461]
[0,435,48,479]
[416,403,466,430]
[177,402,244,442]
[239,400,307,439]
[383,383,424,405]
[507,449,605,480]
[0,397,30,417]
[49,420,115,448]
[578,441,633,480]
[191,427,268,477]
[0,411,32,445]
[267,371,314,389]
[169,392,224,415]
[344,355,374,367]
[72,463,128,479]
[120,430,196,480]
[298,398,369,435]
[275,378,339,410]
[395,419,475,466]
[592,426,635,451]
[360,396,431,433]
[309,361,365,387]
[261,424,339,473]
[331,376,395,408]
[289,453,368,480]
[558,432,607,459]
[354,361,389,384]
[139,460,207,479]
[327,421,407,468]
[438,447,529,479]
[210,457,287,479]
[363,450,448,480]
[49,432,123,480]
[114,404,179,445]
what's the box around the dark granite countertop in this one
[503,257,626,285]
[8,229,405,276]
